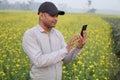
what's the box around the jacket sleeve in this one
[63,48,81,64]
[22,31,68,68]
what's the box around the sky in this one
[8,0,120,11]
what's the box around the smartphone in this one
[80,24,87,37]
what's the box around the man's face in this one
[40,12,58,29]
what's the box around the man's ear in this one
[39,12,45,18]
[39,12,42,17]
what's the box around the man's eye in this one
[50,14,58,17]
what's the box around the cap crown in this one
[38,2,65,15]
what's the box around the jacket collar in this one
[37,24,54,33]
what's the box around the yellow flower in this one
[77,61,82,65]
[0,71,6,76]
[96,78,99,80]
[16,64,20,67]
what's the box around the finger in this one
[72,35,79,41]
[83,31,86,38]
[78,35,83,43]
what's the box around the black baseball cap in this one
[38,2,65,16]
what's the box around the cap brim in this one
[47,10,65,16]
[58,11,65,15]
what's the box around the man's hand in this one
[66,35,78,52]
[66,31,87,52]
[76,31,87,49]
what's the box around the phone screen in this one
[80,24,87,37]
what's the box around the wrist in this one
[76,45,83,49]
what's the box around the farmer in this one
[22,1,87,80]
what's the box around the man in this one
[22,1,87,80]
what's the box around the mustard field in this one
[0,10,120,80]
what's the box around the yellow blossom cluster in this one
[0,11,120,80]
